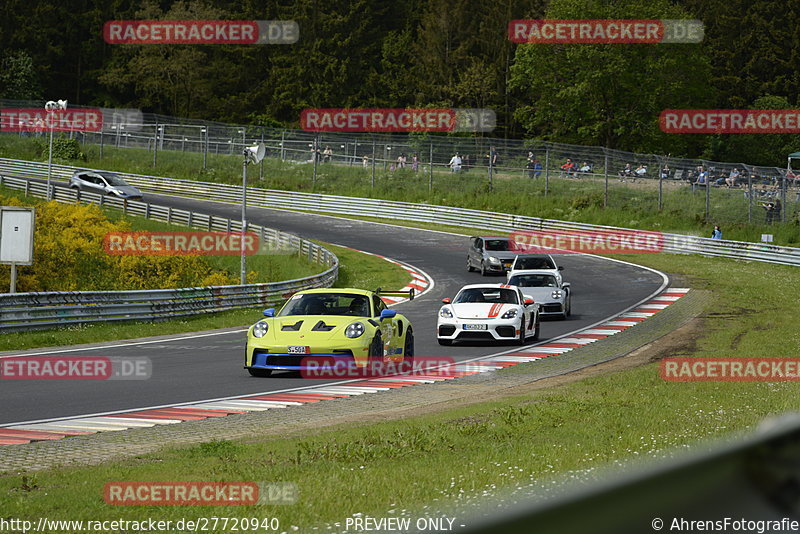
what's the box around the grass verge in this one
[1,252,798,530]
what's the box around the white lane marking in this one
[0,329,246,359]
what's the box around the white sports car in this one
[507,270,571,320]
[437,283,540,345]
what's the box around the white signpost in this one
[0,207,35,293]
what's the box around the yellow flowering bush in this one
[0,195,236,292]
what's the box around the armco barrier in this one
[2,158,799,267]
[0,173,338,332]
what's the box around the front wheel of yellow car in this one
[368,333,383,363]
[248,368,272,377]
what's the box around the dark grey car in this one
[467,236,517,275]
[69,170,143,200]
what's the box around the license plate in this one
[463,324,488,331]
[287,346,310,354]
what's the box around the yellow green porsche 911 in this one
[245,288,415,377]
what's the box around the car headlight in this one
[345,322,365,338]
[439,307,453,318]
[501,309,518,319]
[252,321,269,338]
[552,290,563,299]
[488,256,500,263]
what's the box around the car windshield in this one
[484,239,509,251]
[454,288,518,304]
[515,256,556,270]
[98,172,130,186]
[278,293,371,317]
[509,274,558,288]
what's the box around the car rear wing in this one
[376,288,415,301]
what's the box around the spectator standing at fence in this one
[533,158,543,178]
[322,146,333,163]
[412,153,419,172]
[578,161,592,174]
[711,225,722,239]
[660,164,670,180]
[362,154,370,168]
[449,152,462,173]
[561,158,576,176]
[397,153,407,169]
[463,154,471,171]
[618,163,632,182]
[726,168,740,187]
[526,152,536,178]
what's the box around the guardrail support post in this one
[167,206,172,224]
[657,156,663,211]
[100,130,104,159]
[748,173,753,223]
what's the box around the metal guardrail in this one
[0,172,338,332]
[1,158,798,268]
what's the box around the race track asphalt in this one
[0,187,667,424]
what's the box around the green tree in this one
[0,50,41,99]
[510,0,713,154]
[98,0,236,117]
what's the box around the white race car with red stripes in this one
[437,283,540,345]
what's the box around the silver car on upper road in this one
[69,170,143,200]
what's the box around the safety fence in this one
[2,158,799,268]
[2,99,799,228]
[0,172,338,332]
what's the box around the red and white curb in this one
[0,289,688,446]
[333,245,433,304]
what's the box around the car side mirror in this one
[263,308,275,317]
[524,297,535,306]
[380,309,397,321]
[558,265,564,271]
[442,298,451,304]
